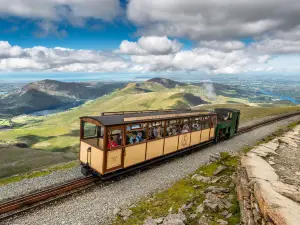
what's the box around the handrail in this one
[101,109,192,116]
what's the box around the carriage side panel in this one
[190,131,201,146]
[164,136,179,154]
[178,133,191,150]
[124,143,146,167]
[146,139,164,160]
[201,129,210,142]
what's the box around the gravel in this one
[0,166,83,202]
[2,115,300,225]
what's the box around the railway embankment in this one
[237,125,300,225]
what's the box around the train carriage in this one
[79,109,223,178]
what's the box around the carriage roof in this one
[80,109,217,126]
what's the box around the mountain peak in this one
[147,77,184,88]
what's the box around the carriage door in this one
[105,127,123,172]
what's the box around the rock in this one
[225,213,232,219]
[197,215,212,225]
[163,213,186,225]
[209,153,221,162]
[203,199,220,212]
[196,204,204,213]
[211,175,226,184]
[113,207,121,216]
[213,165,227,176]
[220,210,229,217]
[143,217,164,225]
[205,186,230,194]
[217,219,228,225]
[295,171,300,176]
[168,207,173,213]
[192,174,211,183]
[119,209,133,218]
[189,214,197,219]
[221,199,232,209]
[193,185,200,189]
[268,161,276,165]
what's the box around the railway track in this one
[0,111,299,221]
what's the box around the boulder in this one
[213,165,227,176]
[119,209,133,218]
[205,186,230,194]
[191,174,211,183]
[217,219,228,225]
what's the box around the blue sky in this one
[0,0,299,80]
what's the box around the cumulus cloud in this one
[199,41,245,51]
[0,41,130,72]
[116,36,182,55]
[0,0,121,24]
[128,47,269,74]
[127,0,300,40]
[0,39,293,75]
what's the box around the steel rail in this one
[0,111,299,220]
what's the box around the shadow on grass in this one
[62,129,80,137]
[16,134,56,146]
[52,144,79,153]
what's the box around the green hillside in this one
[0,79,299,154]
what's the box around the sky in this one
[0,0,300,80]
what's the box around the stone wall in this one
[237,125,300,225]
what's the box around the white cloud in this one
[0,0,121,23]
[199,40,245,51]
[0,39,298,75]
[0,41,130,72]
[116,36,182,55]
[250,39,300,54]
[127,0,300,40]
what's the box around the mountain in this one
[22,79,126,100]
[0,79,126,116]
[0,89,76,116]
[147,78,184,88]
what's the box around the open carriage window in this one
[107,128,123,149]
[148,121,165,140]
[199,116,210,129]
[126,123,147,145]
[179,118,191,133]
[192,117,201,131]
[166,119,180,137]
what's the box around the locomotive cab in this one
[214,108,240,142]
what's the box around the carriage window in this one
[179,119,191,134]
[192,117,201,131]
[166,120,179,136]
[84,122,97,138]
[148,121,165,140]
[126,123,147,145]
[107,129,122,149]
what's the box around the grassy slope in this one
[0,83,299,153]
[0,89,197,152]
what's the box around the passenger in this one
[107,136,118,148]
[167,127,172,136]
[117,133,122,145]
[156,126,163,138]
[148,127,155,140]
[171,127,177,135]
[192,123,200,131]
[129,133,140,144]
[181,124,189,133]
[137,131,143,142]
